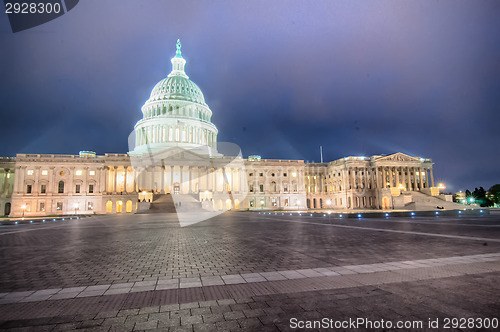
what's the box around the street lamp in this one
[296,200,300,212]
[73,203,78,216]
[21,204,26,219]
[326,199,332,212]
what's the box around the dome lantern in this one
[169,39,188,79]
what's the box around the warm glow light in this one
[398,184,405,190]
[73,203,78,208]
[76,170,82,176]
[292,172,297,177]
[27,170,33,175]
[21,204,26,210]
[89,170,95,176]
[438,183,446,189]
[41,170,48,176]
[326,200,332,205]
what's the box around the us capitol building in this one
[0,41,447,217]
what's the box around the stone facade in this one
[1,151,435,217]
[0,42,438,217]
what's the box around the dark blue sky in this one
[1,0,499,192]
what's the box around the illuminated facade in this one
[0,41,444,217]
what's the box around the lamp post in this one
[21,204,26,219]
[326,200,332,222]
[296,200,300,212]
[73,203,78,216]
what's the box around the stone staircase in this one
[136,194,176,214]
[408,191,464,210]
[171,194,203,210]
[136,193,204,214]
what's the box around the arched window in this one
[126,200,133,213]
[58,181,64,193]
[106,201,113,213]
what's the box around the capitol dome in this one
[131,40,218,155]
[149,75,206,105]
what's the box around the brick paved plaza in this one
[0,211,499,331]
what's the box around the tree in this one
[488,184,500,205]
[472,187,492,207]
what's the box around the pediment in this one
[376,152,419,162]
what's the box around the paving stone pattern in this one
[0,212,499,331]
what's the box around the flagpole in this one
[320,146,323,163]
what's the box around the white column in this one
[151,166,156,192]
[34,166,41,194]
[123,166,128,193]
[388,167,393,188]
[83,167,88,194]
[419,167,424,190]
[132,167,137,193]
[48,167,55,194]
[160,166,165,194]
[179,166,184,194]
[2,169,9,195]
[113,166,118,193]
[170,166,174,192]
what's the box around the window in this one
[39,202,45,212]
[89,170,95,176]
[76,170,82,176]
[75,184,80,193]
[259,173,263,177]
[87,202,94,211]
[41,170,48,176]
[40,184,46,194]
[260,184,264,192]
[27,170,33,175]
[249,173,253,176]
[250,200,254,207]
[249,184,254,193]
[59,171,64,176]
[58,181,64,193]
[26,185,32,194]
[284,173,287,177]
[56,202,63,210]
[89,184,94,193]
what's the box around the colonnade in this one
[345,166,434,192]
[104,165,243,195]
[305,166,327,194]
[135,125,216,147]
